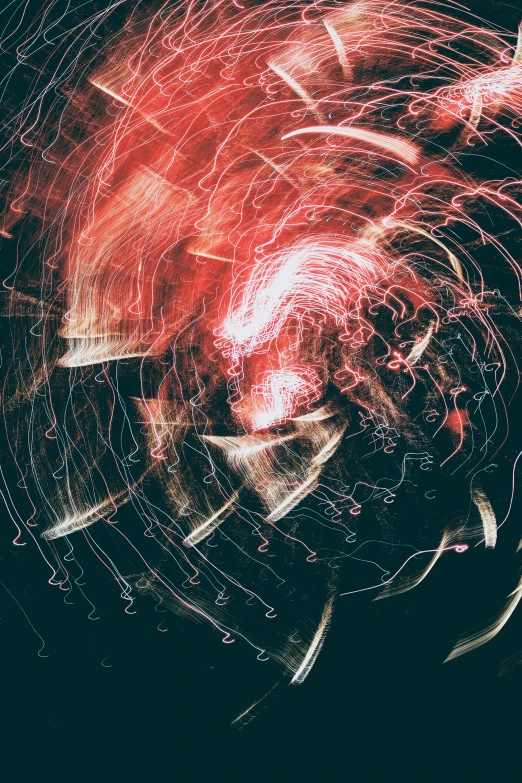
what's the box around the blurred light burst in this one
[2,0,522,721]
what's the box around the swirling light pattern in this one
[2,0,522,720]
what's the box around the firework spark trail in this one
[2,0,522,698]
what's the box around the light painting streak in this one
[2,0,522,716]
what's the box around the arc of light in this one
[89,79,169,134]
[323,19,352,81]
[281,125,419,166]
[383,220,464,280]
[183,492,239,547]
[291,596,334,685]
